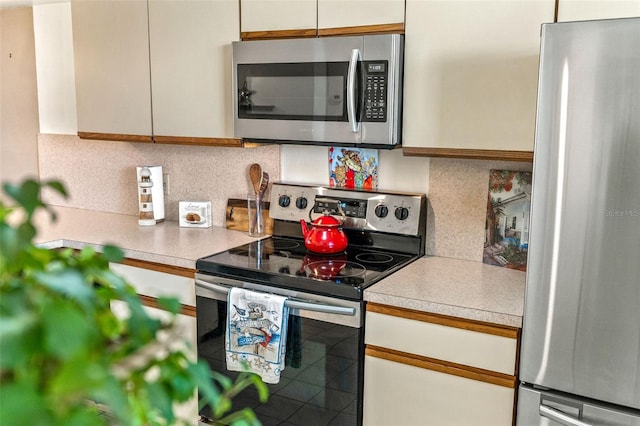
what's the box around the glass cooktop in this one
[196,236,419,300]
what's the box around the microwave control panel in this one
[363,61,388,122]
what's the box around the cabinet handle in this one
[539,404,592,426]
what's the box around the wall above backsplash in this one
[38,134,531,264]
[37,134,280,226]
[279,145,430,194]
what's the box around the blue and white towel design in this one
[226,287,289,384]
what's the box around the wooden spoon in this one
[258,171,269,196]
[249,163,262,195]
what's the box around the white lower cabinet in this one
[364,355,514,426]
[363,303,519,426]
[109,261,198,425]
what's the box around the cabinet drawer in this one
[363,355,514,426]
[365,309,518,375]
[110,262,195,306]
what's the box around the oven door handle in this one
[195,279,356,316]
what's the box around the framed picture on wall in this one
[483,170,532,271]
[328,147,378,190]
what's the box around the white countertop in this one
[34,207,525,327]
[34,206,257,270]
[364,256,526,328]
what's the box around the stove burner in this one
[266,239,301,251]
[355,252,395,264]
[304,260,366,281]
[228,246,291,267]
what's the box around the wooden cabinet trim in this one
[366,302,519,339]
[78,133,244,147]
[153,135,244,147]
[120,258,196,315]
[241,29,317,41]
[121,258,195,279]
[241,23,405,41]
[402,147,534,162]
[78,132,153,143]
[138,294,196,317]
[366,345,516,388]
[318,23,404,37]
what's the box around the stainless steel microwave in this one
[232,34,404,148]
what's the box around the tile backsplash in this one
[37,134,280,226]
[426,158,532,261]
[37,133,532,263]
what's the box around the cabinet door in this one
[71,0,152,141]
[558,0,640,21]
[111,300,198,423]
[240,0,316,34]
[364,355,514,426]
[317,0,405,30]
[402,0,554,153]
[109,262,195,306]
[110,262,198,422]
[149,0,239,141]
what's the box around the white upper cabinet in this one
[72,0,240,144]
[240,0,404,35]
[240,0,317,34]
[557,0,640,21]
[71,0,152,139]
[317,0,405,29]
[402,0,554,155]
[148,0,239,140]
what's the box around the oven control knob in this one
[395,206,409,220]
[295,196,308,210]
[374,204,389,218]
[278,194,291,208]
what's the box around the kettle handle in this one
[309,198,346,223]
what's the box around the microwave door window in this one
[238,62,349,122]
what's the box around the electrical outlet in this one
[163,173,170,195]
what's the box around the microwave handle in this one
[347,48,361,133]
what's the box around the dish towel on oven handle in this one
[225,287,289,384]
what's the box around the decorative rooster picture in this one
[329,147,379,190]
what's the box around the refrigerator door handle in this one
[540,405,592,426]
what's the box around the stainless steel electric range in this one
[195,183,427,426]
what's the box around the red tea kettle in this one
[300,212,348,254]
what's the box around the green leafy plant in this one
[0,179,267,426]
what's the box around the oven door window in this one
[237,62,354,122]
[197,298,363,425]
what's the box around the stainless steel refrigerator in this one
[517,18,640,425]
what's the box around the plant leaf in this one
[0,310,39,369]
[156,296,181,315]
[42,298,96,359]
[0,378,51,425]
[34,269,94,308]
[102,244,124,262]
